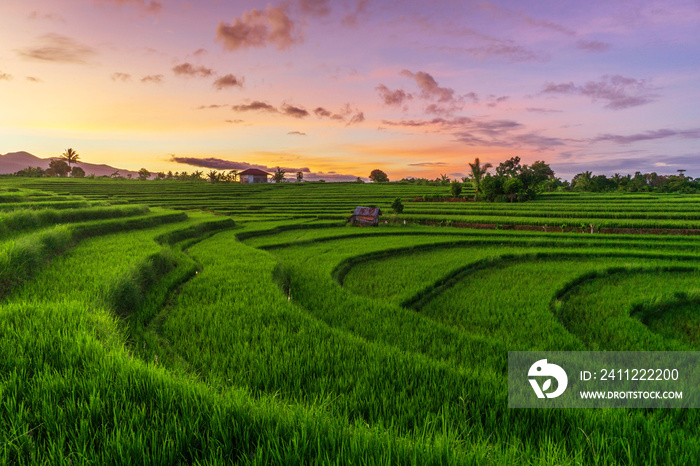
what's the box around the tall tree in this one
[273,167,286,183]
[296,171,304,182]
[207,170,220,183]
[47,159,70,177]
[467,157,492,200]
[369,169,389,183]
[61,148,80,169]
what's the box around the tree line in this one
[11,148,698,197]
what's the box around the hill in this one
[0,151,139,177]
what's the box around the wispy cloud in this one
[281,104,309,118]
[18,33,97,64]
[26,76,42,83]
[95,0,162,16]
[526,107,562,113]
[590,128,700,144]
[298,0,331,17]
[342,0,370,27]
[383,116,565,151]
[376,84,413,108]
[28,11,65,22]
[172,62,214,78]
[141,74,164,84]
[0,71,12,81]
[401,69,456,103]
[232,101,278,113]
[435,41,546,63]
[170,156,309,173]
[576,40,612,53]
[216,6,301,51]
[399,69,477,116]
[542,75,658,110]
[314,106,345,120]
[213,74,244,90]
[313,104,363,124]
[288,131,306,136]
[111,72,132,82]
[408,162,448,167]
[346,112,365,125]
[198,104,226,109]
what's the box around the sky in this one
[1,0,700,181]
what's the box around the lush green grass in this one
[4,179,700,464]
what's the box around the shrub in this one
[450,180,463,198]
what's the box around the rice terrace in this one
[3,0,700,463]
[1,173,700,464]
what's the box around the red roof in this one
[352,207,382,217]
[239,168,271,176]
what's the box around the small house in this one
[239,168,271,183]
[348,206,382,226]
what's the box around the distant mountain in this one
[0,151,139,178]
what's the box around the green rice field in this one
[2,177,700,464]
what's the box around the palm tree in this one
[273,167,286,183]
[467,157,492,201]
[61,148,80,169]
[207,170,220,183]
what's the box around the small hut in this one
[239,168,271,183]
[348,206,382,226]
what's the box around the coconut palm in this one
[467,157,492,201]
[273,167,286,183]
[207,170,220,183]
[61,148,80,169]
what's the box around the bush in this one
[450,180,463,198]
[391,198,404,214]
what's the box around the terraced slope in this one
[16,178,700,230]
[2,180,700,464]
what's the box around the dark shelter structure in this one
[348,206,382,226]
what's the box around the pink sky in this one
[1,0,700,180]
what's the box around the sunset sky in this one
[1,0,699,181]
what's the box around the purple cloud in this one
[141,74,163,84]
[314,107,332,118]
[590,128,700,144]
[376,84,413,108]
[342,0,370,27]
[232,101,278,113]
[172,62,214,78]
[170,156,310,173]
[298,0,331,17]
[281,104,309,119]
[400,69,473,116]
[576,40,612,53]
[213,74,244,90]
[526,107,562,113]
[111,72,132,82]
[95,0,162,16]
[408,162,448,167]
[216,6,301,51]
[542,75,658,110]
[346,112,365,126]
[18,33,97,64]
[401,69,455,103]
